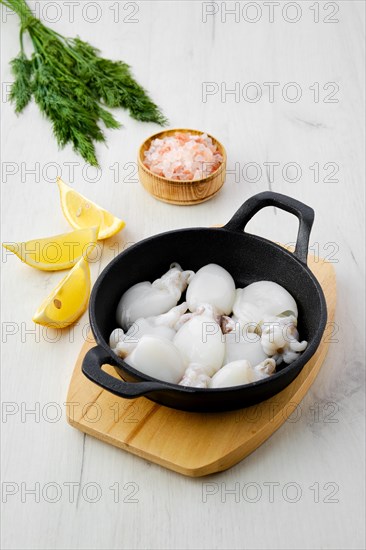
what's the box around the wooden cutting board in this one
[66,253,336,477]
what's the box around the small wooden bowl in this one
[138,128,227,205]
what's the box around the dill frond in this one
[2,0,167,167]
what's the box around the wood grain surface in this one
[1,2,365,549]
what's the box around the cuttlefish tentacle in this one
[152,264,194,301]
[116,264,194,330]
[253,358,276,378]
[179,363,211,388]
[260,315,308,365]
[151,302,189,328]
[112,303,189,359]
[174,303,222,331]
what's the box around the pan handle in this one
[82,345,193,398]
[224,191,314,265]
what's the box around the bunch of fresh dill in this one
[2,0,167,166]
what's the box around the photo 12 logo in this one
[2,481,140,504]
[0,160,139,185]
[201,2,340,24]
[202,81,340,104]
[223,161,340,185]
[202,481,340,503]
[1,1,140,25]
[1,399,142,425]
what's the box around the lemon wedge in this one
[32,257,91,328]
[57,177,125,239]
[2,227,98,271]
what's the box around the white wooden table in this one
[1,1,365,548]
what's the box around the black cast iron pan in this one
[82,192,327,412]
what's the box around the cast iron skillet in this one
[82,192,327,412]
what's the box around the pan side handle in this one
[224,191,314,265]
[82,346,194,398]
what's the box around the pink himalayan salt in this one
[143,132,223,181]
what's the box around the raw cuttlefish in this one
[174,304,225,379]
[260,315,307,365]
[110,303,188,358]
[233,281,298,329]
[109,262,307,390]
[223,320,267,366]
[116,263,194,330]
[124,334,186,384]
[209,358,276,388]
[179,364,212,388]
[186,263,236,315]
